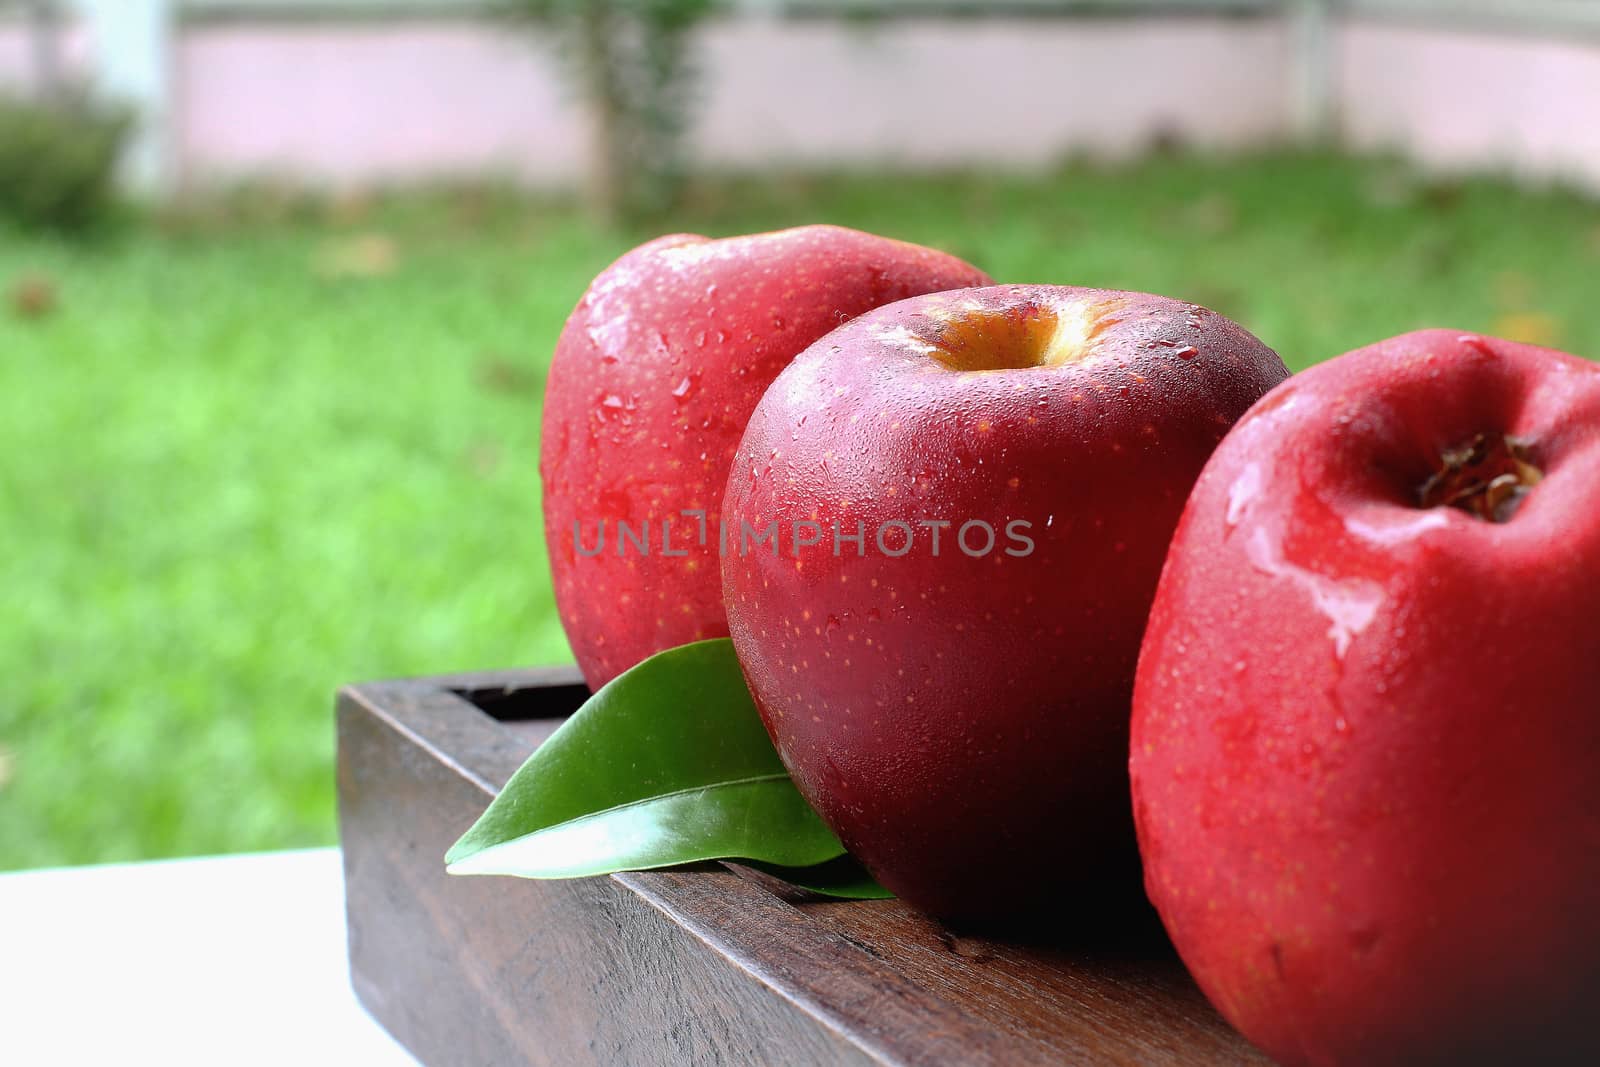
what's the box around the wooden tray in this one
[337,668,1270,1066]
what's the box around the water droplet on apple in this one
[825,615,841,635]
[1347,925,1382,955]
[1175,345,1198,360]
[601,394,625,410]
[671,376,694,401]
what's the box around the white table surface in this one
[0,849,418,1066]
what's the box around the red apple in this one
[541,226,990,688]
[721,284,1288,920]
[1131,330,1600,1065]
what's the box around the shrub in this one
[515,0,721,221]
[0,91,133,230]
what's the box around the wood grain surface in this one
[337,672,1270,1066]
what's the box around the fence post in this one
[73,0,172,195]
[1289,0,1335,142]
[22,1,65,98]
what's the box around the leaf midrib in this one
[453,770,798,863]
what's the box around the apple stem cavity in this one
[1418,433,1545,523]
[926,299,1125,372]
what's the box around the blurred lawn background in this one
[4,149,1600,870]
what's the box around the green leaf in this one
[446,638,848,879]
[743,855,895,901]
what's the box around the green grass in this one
[3,151,1598,870]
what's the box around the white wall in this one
[1339,19,1600,191]
[4,9,1600,193]
[176,21,591,187]
[689,18,1292,168]
[0,14,89,92]
[173,16,1292,188]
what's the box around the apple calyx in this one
[1418,432,1544,523]
[926,298,1125,372]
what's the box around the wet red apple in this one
[1132,330,1600,1066]
[721,284,1288,920]
[541,226,989,688]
